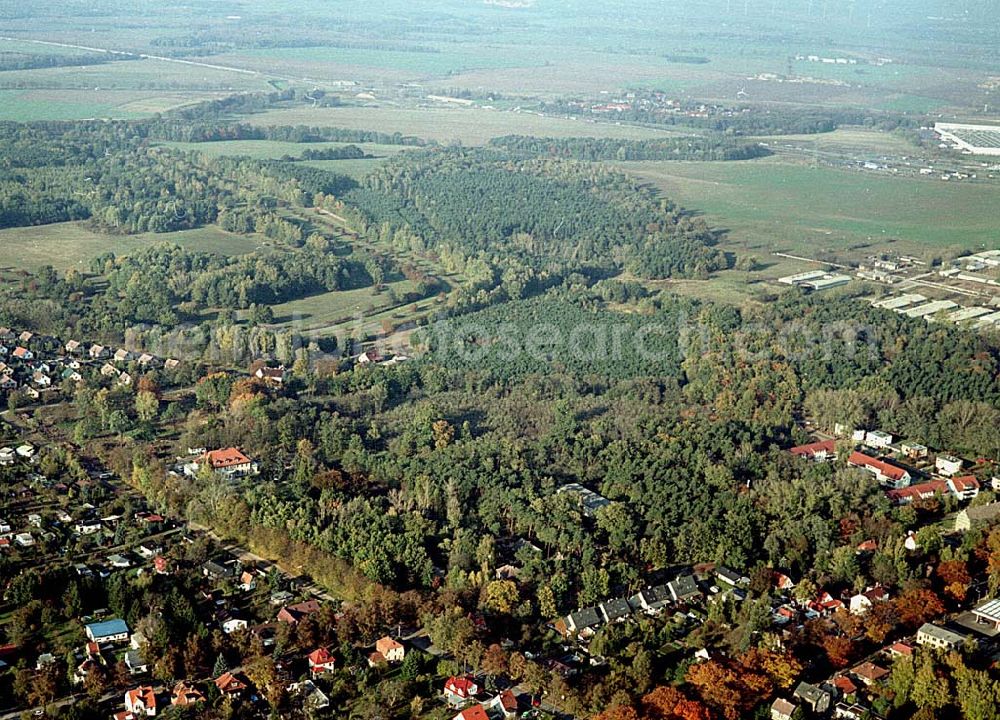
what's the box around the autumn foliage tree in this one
[686,659,771,720]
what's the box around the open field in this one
[0,223,258,271]
[0,88,232,121]
[267,279,421,331]
[244,105,687,145]
[621,156,999,260]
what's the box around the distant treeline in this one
[539,100,921,135]
[280,145,373,162]
[0,52,128,72]
[149,120,432,147]
[489,135,771,161]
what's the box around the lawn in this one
[621,156,1000,259]
[0,223,258,271]
[246,105,686,145]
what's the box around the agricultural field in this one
[621,155,998,262]
[0,88,231,121]
[0,223,258,271]
[245,105,685,145]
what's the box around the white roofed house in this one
[936,454,964,477]
[65,340,82,354]
[89,344,108,360]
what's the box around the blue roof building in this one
[85,618,130,643]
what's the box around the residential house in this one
[255,366,286,385]
[668,574,702,603]
[14,532,34,547]
[125,650,148,675]
[917,622,968,651]
[86,618,130,645]
[108,554,132,569]
[562,607,602,637]
[0,448,13,465]
[308,647,337,677]
[849,585,889,615]
[886,642,915,659]
[444,676,479,707]
[900,442,928,460]
[164,359,180,370]
[12,347,32,361]
[187,447,258,478]
[36,653,56,670]
[864,430,893,448]
[794,682,831,713]
[277,599,323,625]
[18,331,32,345]
[125,686,157,716]
[789,439,837,461]
[32,371,51,387]
[773,572,796,592]
[886,479,947,504]
[809,591,845,616]
[454,707,490,720]
[599,597,632,623]
[770,698,798,720]
[238,570,256,592]
[635,584,671,613]
[113,348,133,364]
[936,454,964,476]
[214,672,247,697]
[851,661,889,686]
[75,520,102,535]
[948,475,980,501]
[101,363,120,378]
[118,372,133,387]
[956,503,1000,532]
[62,368,83,383]
[201,559,235,581]
[89,344,108,360]
[484,690,519,720]
[357,350,383,365]
[65,340,82,354]
[832,675,858,698]
[715,566,749,587]
[375,636,405,663]
[848,451,911,488]
[137,354,158,368]
[171,682,205,707]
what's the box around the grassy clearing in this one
[267,279,421,331]
[245,105,686,145]
[0,222,258,271]
[621,156,999,258]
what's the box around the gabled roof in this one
[203,448,252,469]
[86,618,129,638]
[950,475,980,492]
[444,676,478,697]
[308,647,335,666]
[789,439,836,457]
[455,707,489,720]
[887,480,947,503]
[851,661,889,682]
[847,451,909,482]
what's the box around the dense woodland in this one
[489,135,772,161]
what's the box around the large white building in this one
[935,123,1000,156]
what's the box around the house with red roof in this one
[832,675,858,696]
[848,451,911,488]
[277,599,322,625]
[851,661,889,686]
[484,690,519,720]
[171,682,205,707]
[454,707,490,720]
[444,676,479,707]
[886,479,948,504]
[308,647,336,677]
[185,448,258,478]
[948,475,980,501]
[773,572,796,591]
[807,591,844,616]
[124,686,157,716]
[375,636,405,664]
[789,439,836,462]
[214,671,247,697]
[849,585,889,615]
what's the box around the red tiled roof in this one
[214,672,246,693]
[790,439,836,457]
[833,675,858,694]
[887,480,947,503]
[203,448,251,469]
[308,648,335,666]
[445,676,477,698]
[456,707,489,720]
[857,539,877,552]
[889,642,914,656]
[852,661,889,681]
[848,451,908,482]
[951,475,980,492]
[126,686,156,711]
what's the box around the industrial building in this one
[935,122,1000,156]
